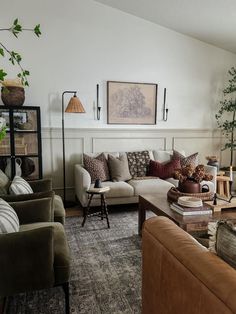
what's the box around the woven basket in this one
[1,86,25,106]
[167,187,213,202]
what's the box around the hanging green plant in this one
[0,18,41,86]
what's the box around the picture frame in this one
[107,81,157,125]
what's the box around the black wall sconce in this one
[163,88,169,121]
[97,84,101,120]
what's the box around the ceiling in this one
[95,0,236,54]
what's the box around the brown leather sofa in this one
[142,217,236,314]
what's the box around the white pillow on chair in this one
[0,198,19,233]
[9,176,33,195]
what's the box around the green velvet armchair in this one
[1,178,65,225]
[0,197,71,314]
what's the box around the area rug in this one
[6,209,143,314]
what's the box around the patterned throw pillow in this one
[83,153,110,183]
[209,220,236,269]
[0,198,19,233]
[172,150,198,168]
[9,176,33,195]
[127,151,150,177]
[148,159,181,179]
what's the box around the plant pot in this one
[179,180,201,194]
[1,86,25,106]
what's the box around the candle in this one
[97,84,99,107]
[164,88,166,105]
[230,165,233,181]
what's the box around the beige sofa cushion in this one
[108,154,132,182]
[90,181,134,198]
[128,178,174,196]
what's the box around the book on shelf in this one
[170,203,212,216]
[87,186,110,193]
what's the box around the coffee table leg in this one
[82,194,93,227]
[138,199,146,236]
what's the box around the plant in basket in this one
[173,164,213,193]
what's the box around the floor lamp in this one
[62,91,85,208]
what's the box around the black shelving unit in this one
[0,106,42,180]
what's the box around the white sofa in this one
[74,151,217,207]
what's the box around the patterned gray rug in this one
[6,210,143,314]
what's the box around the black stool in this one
[82,189,110,228]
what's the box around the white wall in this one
[1,0,236,130]
[1,0,236,196]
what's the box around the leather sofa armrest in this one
[74,164,91,207]
[29,178,53,192]
[0,226,54,297]
[10,197,54,225]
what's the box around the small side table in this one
[216,175,230,198]
[82,187,110,228]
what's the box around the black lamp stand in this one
[62,90,77,208]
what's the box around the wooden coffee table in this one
[138,194,236,235]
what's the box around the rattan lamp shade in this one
[65,96,85,113]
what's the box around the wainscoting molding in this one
[41,127,226,200]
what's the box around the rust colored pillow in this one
[148,159,181,179]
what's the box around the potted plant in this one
[0,19,41,105]
[216,67,236,187]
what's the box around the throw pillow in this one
[108,154,132,182]
[148,159,181,179]
[83,153,110,183]
[172,150,198,168]
[0,169,10,194]
[209,220,236,269]
[9,176,33,195]
[0,198,19,233]
[127,151,150,177]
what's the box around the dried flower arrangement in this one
[173,164,213,183]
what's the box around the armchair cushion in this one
[9,176,33,195]
[0,226,54,296]
[0,190,54,203]
[28,178,52,193]
[0,199,19,234]
[20,222,70,285]
[10,197,54,225]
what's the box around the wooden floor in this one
[66,205,83,217]
[66,203,138,217]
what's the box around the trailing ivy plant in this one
[0,19,41,86]
[216,67,236,167]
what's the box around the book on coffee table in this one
[170,202,212,216]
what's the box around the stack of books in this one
[170,196,212,216]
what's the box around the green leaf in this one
[0,49,4,57]
[13,18,18,26]
[0,69,7,81]
[34,24,41,37]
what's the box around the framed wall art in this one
[107,81,157,125]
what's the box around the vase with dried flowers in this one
[173,164,213,193]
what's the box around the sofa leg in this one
[62,282,70,314]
